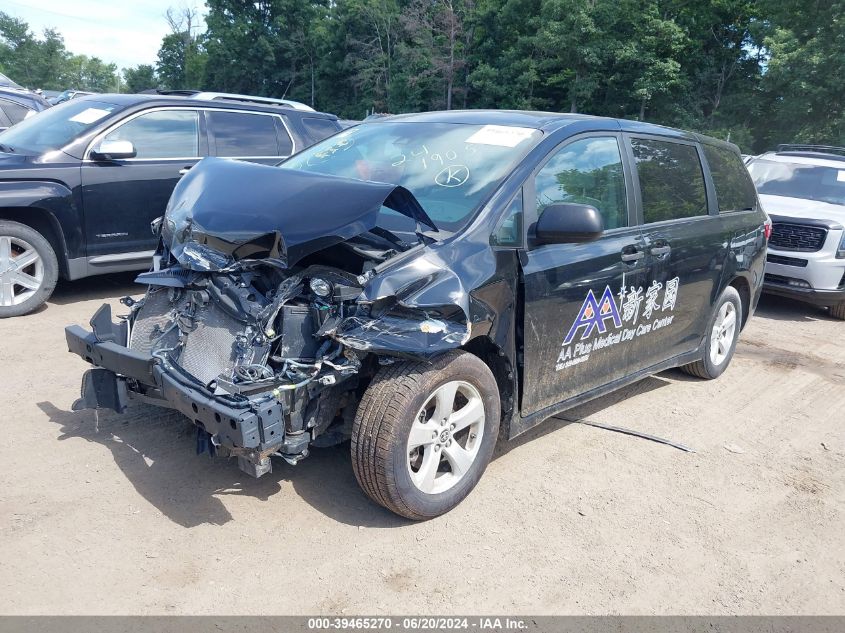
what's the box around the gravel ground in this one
[0,272,843,615]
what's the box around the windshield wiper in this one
[0,143,15,153]
[369,226,413,251]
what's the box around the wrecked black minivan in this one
[66,111,768,519]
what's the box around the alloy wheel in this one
[406,380,485,495]
[709,301,737,366]
[0,235,44,307]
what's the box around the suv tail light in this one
[763,219,773,241]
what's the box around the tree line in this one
[1,1,843,152]
[0,12,119,93]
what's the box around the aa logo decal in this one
[562,286,622,345]
[556,277,680,371]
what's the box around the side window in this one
[0,106,12,129]
[103,110,199,159]
[703,144,757,213]
[631,138,708,223]
[207,111,280,157]
[0,99,31,125]
[491,190,523,247]
[300,117,341,144]
[534,137,628,230]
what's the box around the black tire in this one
[680,286,742,380]
[0,220,59,318]
[829,303,845,320]
[352,350,501,520]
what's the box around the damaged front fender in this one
[333,311,470,355]
[331,249,475,356]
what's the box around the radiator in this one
[177,300,242,385]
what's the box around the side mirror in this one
[534,203,604,244]
[90,139,136,160]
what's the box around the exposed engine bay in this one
[66,159,474,478]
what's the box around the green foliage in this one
[1,1,842,150]
[754,0,845,146]
[0,11,118,92]
[123,64,159,93]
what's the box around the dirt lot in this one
[0,273,843,615]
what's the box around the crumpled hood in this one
[162,157,437,271]
[759,193,845,226]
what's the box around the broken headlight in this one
[310,277,333,297]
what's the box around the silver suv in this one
[746,145,845,319]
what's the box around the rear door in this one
[520,134,648,416]
[81,107,207,259]
[625,135,725,367]
[205,109,294,165]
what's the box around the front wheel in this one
[680,285,742,380]
[829,303,845,320]
[0,220,59,318]
[352,350,501,520]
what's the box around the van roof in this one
[385,109,739,152]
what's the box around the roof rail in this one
[190,91,315,112]
[777,144,845,158]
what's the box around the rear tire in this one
[352,350,500,520]
[680,286,742,380]
[0,220,59,318]
[829,303,845,320]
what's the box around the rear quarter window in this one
[300,117,341,145]
[0,99,31,125]
[703,144,757,212]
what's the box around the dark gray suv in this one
[0,92,342,317]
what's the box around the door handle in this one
[621,249,644,263]
[650,245,671,256]
[178,166,192,176]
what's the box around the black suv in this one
[0,93,342,316]
[67,111,768,519]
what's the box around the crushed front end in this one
[67,265,373,476]
[66,159,470,477]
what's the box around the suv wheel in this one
[829,303,845,320]
[352,350,501,520]
[680,285,741,380]
[0,220,59,318]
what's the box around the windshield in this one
[0,99,120,154]
[281,121,542,231]
[747,158,845,206]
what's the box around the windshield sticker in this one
[465,125,535,148]
[837,170,845,182]
[556,277,680,371]
[435,165,470,187]
[68,108,112,124]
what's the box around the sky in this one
[2,0,206,70]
